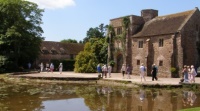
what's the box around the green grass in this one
[178,107,200,111]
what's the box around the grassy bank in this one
[178,107,200,111]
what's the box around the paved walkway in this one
[11,71,200,86]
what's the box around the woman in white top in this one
[40,62,44,72]
[190,65,197,83]
[121,64,126,79]
[139,63,146,82]
[108,65,112,78]
[58,63,63,74]
[50,63,54,73]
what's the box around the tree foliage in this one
[0,0,44,71]
[89,38,107,64]
[83,24,107,43]
[60,39,78,43]
[74,43,98,73]
[75,24,108,73]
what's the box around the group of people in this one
[121,64,132,79]
[97,63,159,82]
[182,65,197,83]
[97,64,112,78]
[121,63,158,82]
[40,62,63,74]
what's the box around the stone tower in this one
[141,9,158,22]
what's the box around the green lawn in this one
[178,107,200,111]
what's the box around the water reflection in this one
[41,98,90,111]
[182,91,197,107]
[0,81,200,111]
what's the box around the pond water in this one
[0,80,200,111]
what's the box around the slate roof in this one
[41,41,84,55]
[133,9,196,37]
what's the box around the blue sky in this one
[26,0,200,42]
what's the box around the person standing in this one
[40,62,44,72]
[50,63,54,73]
[182,65,188,82]
[108,64,112,78]
[190,65,197,83]
[97,64,102,78]
[102,65,108,78]
[28,62,31,69]
[46,63,50,72]
[126,65,131,79]
[151,64,158,81]
[139,63,146,82]
[58,63,63,74]
[121,64,126,79]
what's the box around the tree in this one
[75,24,108,73]
[74,42,98,73]
[60,39,78,43]
[89,38,107,64]
[0,0,44,71]
[83,24,107,43]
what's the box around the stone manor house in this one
[109,7,200,77]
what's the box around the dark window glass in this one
[159,39,164,47]
[138,41,143,48]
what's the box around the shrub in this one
[109,60,115,67]
[74,51,98,73]
[170,67,177,73]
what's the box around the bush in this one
[171,67,179,78]
[109,60,115,67]
[170,67,177,73]
[74,51,98,73]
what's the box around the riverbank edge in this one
[4,75,193,88]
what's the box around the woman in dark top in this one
[151,64,158,81]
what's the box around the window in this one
[117,27,122,35]
[51,50,58,55]
[41,50,49,54]
[137,60,140,65]
[41,47,49,54]
[159,39,164,47]
[138,41,143,48]
[60,48,66,55]
[159,60,163,66]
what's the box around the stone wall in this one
[132,35,174,77]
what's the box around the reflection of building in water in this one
[91,88,199,111]
[115,89,178,111]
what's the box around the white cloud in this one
[26,0,76,9]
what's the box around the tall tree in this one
[0,0,44,70]
[75,24,108,73]
[83,23,107,43]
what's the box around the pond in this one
[0,79,200,111]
